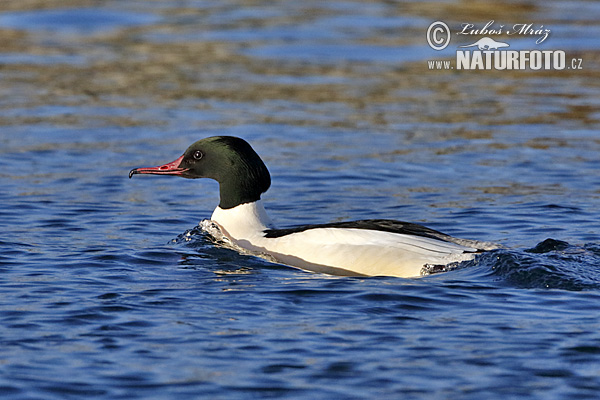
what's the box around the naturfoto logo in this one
[426,20,582,71]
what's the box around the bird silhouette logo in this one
[460,37,510,50]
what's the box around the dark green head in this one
[130,136,271,209]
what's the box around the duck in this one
[129,136,497,277]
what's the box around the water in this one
[1,1,600,398]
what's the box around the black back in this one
[264,219,453,242]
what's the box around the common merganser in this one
[129,136,497,277]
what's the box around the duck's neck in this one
[210,200,273,239]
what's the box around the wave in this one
[468,239,600,291]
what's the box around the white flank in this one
[208,201,482,278]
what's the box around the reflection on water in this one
[1,1,600,399]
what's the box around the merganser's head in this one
[129,136,271,209]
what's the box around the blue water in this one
[1,1,600,399]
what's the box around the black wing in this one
[264,219,454,242]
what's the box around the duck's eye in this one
[193,150,203,160]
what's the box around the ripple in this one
[478,241,600,290]
[0,8,160,35]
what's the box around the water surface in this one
[1,1,600,399]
